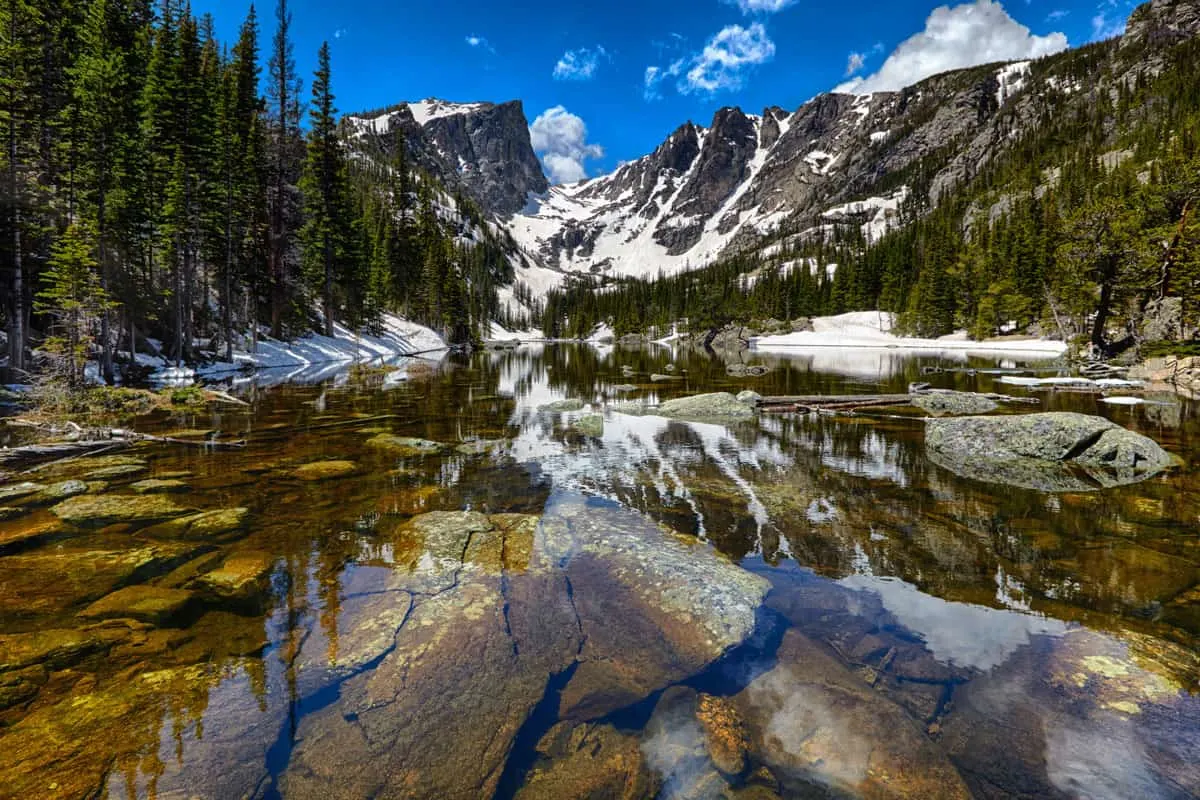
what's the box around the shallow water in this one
[0,344,1197,800]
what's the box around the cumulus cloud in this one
[553,46,608,80]
[681,22,776,94]
[723,0,799,14]
[834,0,1068,95]
[529,106,605,184]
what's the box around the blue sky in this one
[193,0,1141,182]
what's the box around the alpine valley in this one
[341,0,1200,350]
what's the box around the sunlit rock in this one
[655,392,755,420]
[80,585,195,625]
[290,460,360,481]
[911,391,998,416]
[364,434,446,456]
[128,478,191,494]
[140,507,251,540]
[539,399,586,411]
[926,412,1174,491]
[50,494,195,527]
[192,551,276,606]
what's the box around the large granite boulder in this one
[655,392,755,421]
[926,412,1174,491]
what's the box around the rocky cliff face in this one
[347,99,548,216]
[345,0,1200,298]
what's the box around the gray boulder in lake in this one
[912,391,999,416]
[655,392,755,420]
[926,412,1174,492]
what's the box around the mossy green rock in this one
[129,479,191,494]
[572,414,604,438]
[0,482,45,503]
[291,460,359,481]
[80,585,195,625]
[365,434,445,456]
[912,392,999,416]
[454,439,510,456]
[927,412,1175,492]
[50,494,194,527]
[140,507,251,540]
[539,399,586,412]
[33,480,90,503]
[656,392,754,420]
[31,454,145,480]
[84,463,149,480]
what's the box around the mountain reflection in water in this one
[0,343,1196,799]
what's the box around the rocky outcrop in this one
[912,391,999,416]
[279,504,767,797]
[926,412,1174,491]
[655,392,756,420]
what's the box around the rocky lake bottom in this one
[0,343,1198,799]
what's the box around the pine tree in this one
[267,0,302,337]
[299,41,362,335]
[35,224,111,391]
[0,0,43,373]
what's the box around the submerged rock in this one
[193,551,275,605]
[364,434,445,456]
[129,478,191,494]
[33,480,90,503]
[454,439,510,456]
[926,412,1174,491]
[84,463,149,480]
[516,722,658,800]
[80,585,195,625]
[655,392,755,420]
[291,460,359,481]
[548,502,769,720]
[140,507,251,540]
[911,391,998,416]
[732,629,971,798]
[50,494,195,527]
[650,373,682,382]
[0,507,20,522]
[0,628,107,672]
[0,482,45,503]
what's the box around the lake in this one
[0,343,1197,799]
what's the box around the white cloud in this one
[723,0,799,14]
[529,106,604,184]
[333,28,347,40]
[834,0,1068,95]
[844,43,883,77]
[681,22,776,94]
[553,46,608,81]
[465,34,495,52]
[1046,9,1069,21]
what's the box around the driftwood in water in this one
[1,419,245,469]
[756,389,1039,415]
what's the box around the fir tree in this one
[35,224,111,391]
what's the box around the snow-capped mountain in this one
[347,98,548,216]
[345,0,1200,296]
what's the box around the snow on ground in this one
[997,375,1141,389]
[151,314,446,385]
[487,321,545,342]
[752,311,1068,356]
[822,187,909,243]
[995,61,1031,106]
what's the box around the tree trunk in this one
[1092,273,1116,352]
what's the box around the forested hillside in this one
[0,0,511,388]
[543,1,1200,355]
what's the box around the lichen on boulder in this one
[926,412,1174,491]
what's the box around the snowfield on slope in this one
[752,311,1068,355]
[151,314,446,385]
